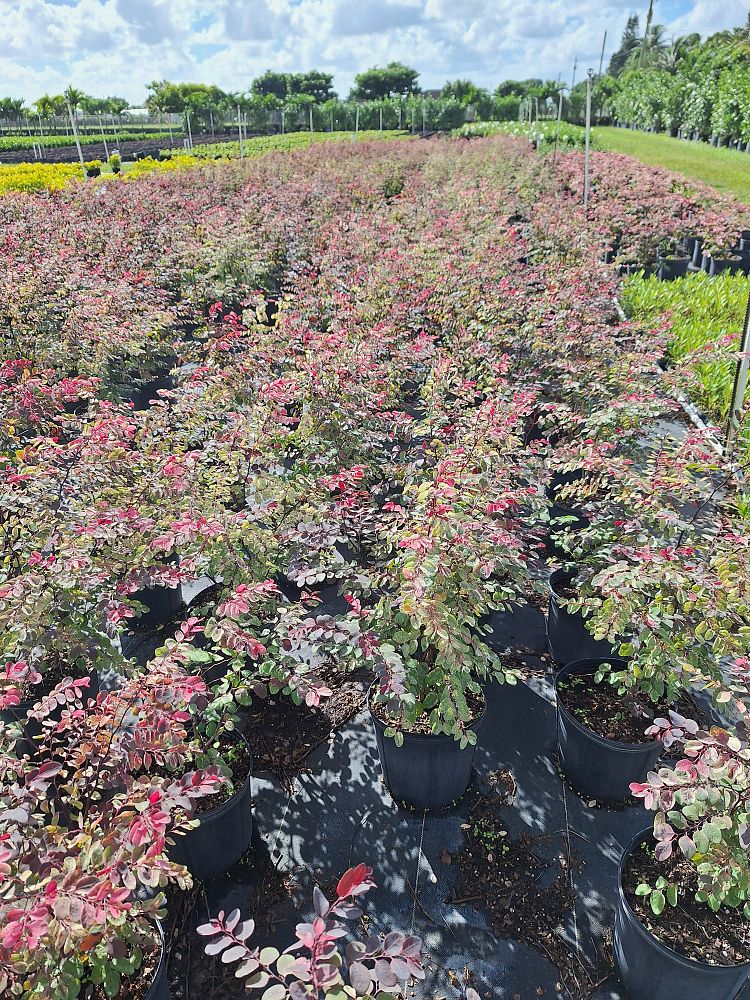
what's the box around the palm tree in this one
[0,98,26,126]
[655,34,699,74]
[627,22,668,71]
[33,94,59,136]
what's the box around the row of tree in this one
[578,9,750,141]
[0,65,568,134]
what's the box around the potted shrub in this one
[616,714,750,1000]
[197,862,425,996]
[157,579,367,876]
[544,437,750,801]
[108,152,122,174]
[358,416,533,809]
[656,237,690,281]
[701,240,743,276]
[0,730,224,998]
[84,159,102,178]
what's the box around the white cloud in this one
[0,0,742,103]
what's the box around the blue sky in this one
[0,0,746,103]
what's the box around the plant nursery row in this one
[0,134,749,1000]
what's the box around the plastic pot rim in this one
[555,659,658,754]
[368,682,486,744]
[548,567,583,600]
[618,828,750,973]
[191,730,253,825]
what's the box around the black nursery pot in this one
[120,373,176,412]
[143,923,170,1000]
[613,830,750,1000]
[546,569,615,666]
[0,670,100,728]
[657,255,689,281]
[370,691,484,810]
[709,255,743,276]
[682,235,700,258]
[556,660,662,802]
[170,733,253,880]
[545,503,590,561]
[130,582,183,631]
[732,247,750,275]
[690,237,704,267]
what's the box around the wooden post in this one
[237,105,244,158]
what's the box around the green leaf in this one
[650,890,666,916]
[666,885,677,907]
[261,986,287,1000]
[635,883,651,896]
[103,966,121,998]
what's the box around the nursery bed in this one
[6,133,750,1000]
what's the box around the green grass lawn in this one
[594,126,750,204]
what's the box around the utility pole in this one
[639,1,655,68]
[572,56,578,89]
[598,30,608,77]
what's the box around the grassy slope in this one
[594,126,750,204]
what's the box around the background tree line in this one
[0,63,564,135]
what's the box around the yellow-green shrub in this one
[122,155,200,180]
[0,162,83,193]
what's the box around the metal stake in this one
[65,96,87,178]
[583,70,593,215]
[726,284,750,454]
[553,89,564,165]
[98,113,109,161]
